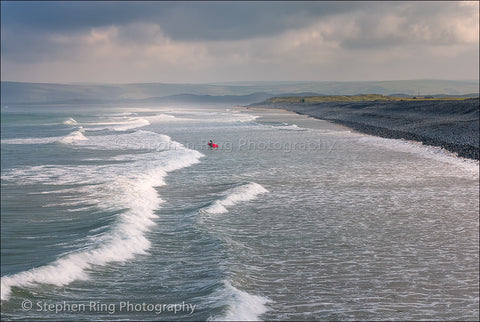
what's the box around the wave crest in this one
[201,182,268,215]
[1,136,204,301]
[210,280,271,321]
[63,118,78,125]
[58,130,88,144]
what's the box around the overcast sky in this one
[1,1,478,84]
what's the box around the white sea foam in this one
[166,111,259,123]
[217,113,258,123]
[85,130,183,151]
[62,115,149,131]
[0,133,204,301]
[232,114,259,123]
[1,137,58,145]
[63,118,78,125]
[1,129,88,145]
[147,113,182,122]
[210,280,271,321]
[58,130,88,144]
[357,135,479,175]
[110,112,138,117]
[1,129,183,153]
[201,182,268,215]
[85,118,150,131]
[273,123,307,131]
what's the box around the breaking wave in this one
[1,132,203,301]
[200,182,268,215]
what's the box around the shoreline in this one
[250,98,479,160]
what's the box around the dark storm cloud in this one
[3,1,473,53]
[1,1,363,41]
[0,1,364,64]
[1,1,477,83]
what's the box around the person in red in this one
[208,140,218,148]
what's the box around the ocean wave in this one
[58,130,88,144]
[197,183,270,319]
[147,113,182,122]
[78,130,183,151]
[212,113,259,123]
[1,136,204,301]
[110,112,138,117]
[63,117,78,125]
[210,280,271,321]
[1,137,58,145]
[200,182,268,215]
[357,136,479,175]
[273,123,307,131]
[168,111,259,123]
[64,115,149,131]
[1,129,87,145]
[1,129,184,153]
[85,118,150,131]
[235,114,260,123]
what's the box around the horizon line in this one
[1,79,479,86]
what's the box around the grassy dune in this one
[265,94,476,104]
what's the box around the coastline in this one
[250,98,480,160]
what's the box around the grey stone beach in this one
[252,98,480,160]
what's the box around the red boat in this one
[208,142,219,148]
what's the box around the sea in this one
[1,102,479,321]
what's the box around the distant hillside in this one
[1,80,478,105]
[137,92,274,105]
[212,80,480,96]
